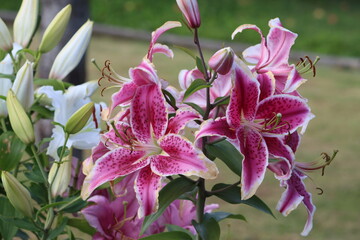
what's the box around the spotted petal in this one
[81,149,149,199]
[131,84,168,142]
[135,166,162,218]
[130,59,160,86]
[195,117,236,141]
[237,126,268,200]
[166,108,201,134]
[110,82,137,111]
[256,95,312,135]
[151,134,218,179]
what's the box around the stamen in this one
[316,187,324,195]
[92,107,98,129]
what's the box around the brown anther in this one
[92,107,99,129]
[316,187,324,195]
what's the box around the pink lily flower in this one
[232,18,306,95]
[196,59,313,200]
[81,107,218,218]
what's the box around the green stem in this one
[30,145,48,187]
[58,196,82,212]
[196,178,206,223]
[194,29,210,81]
[0,118,7,132]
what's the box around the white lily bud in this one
[0,17,12,52]
[11,60,34,111]
[39,4,72,53]
[1,171,33,218]
[0,78,12,118]
[13,0,39,47]
[49,20,93,80]
[48,156,72,197]
[6,90,35,145]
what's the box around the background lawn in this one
[1,0,360,57]
[87,35,360,240]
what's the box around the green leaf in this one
[141,177,197,235]
[183,102,205,116]
[35,201,68,221]
[162,89,177,108]
[67,218,96,236]
[29,183,48,204]
[205,139,242,176]
[0,49,6,62]
[204,212,246,222]
[30,104,53,119]
[0,132,26,171]
[183,78,210,101]
[213,96,230,106]
[166,224,196,240]
[0,73,14,80]
[211,183,275,218]
[196,57,207,76]
[25,165,46,183]
[0,197,21,240]
[47,217,68,239]
[140,231,193,240]
[173,45,196,60]
[192,217,220,240]
[60,197,88,213]
[34,78,72,91]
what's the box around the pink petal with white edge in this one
[256,95,312,135]
[242,44,262,65]
[282,131,301,153]
[227,59,259,127]
[81,149,149,199]
[147,21,181,61]
[135,166,162,218]
[232,24,263,40]
[277,170,315,236]
[110,82,137,112]
[150,43,174,59]
[264,136,295,163]
[178,68,204,90]
[268,159,292,180]
[130,59,160,86]
[283,65,307,93]
[152,134,218,179]
[195,117,236,141]
[101,122,135,150]
[257,72,275,101]
[237,126,268,200]
[131,84,168,142]
[166,108,201,134]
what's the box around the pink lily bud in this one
[208,47,235,75]
[176,0,201,29]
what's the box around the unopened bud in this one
[49,20,93,80]
[0,17,12,52]
[64,102,94,134]
[39,5,72,53]
[11,60,34,111]
[176,0,201,29]
[48,155,72,197]
[1,171,33,218]
[208,47,235,75]
[13,0,39,47]
[6,90,35,144]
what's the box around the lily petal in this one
[81,149,149,199]
[195,117,236,141]
[257,72,275,101]
[166,108,201,134]
[264,136,295,163]
[227,58,259,127]
[109,82,137,111]
[135,166,162,218]
[149,43,174,59]
[268,159,292,180]
[130,59,160,86]
[237,126,268,200]
[131,84,168,142]
[283,65,307,93]
[256,95,312,135]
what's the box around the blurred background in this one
[1,0,360,239]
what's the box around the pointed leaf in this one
[205,140,242,176]
[183,78,210,101]
[192,217,220,240]
[196,57,207,76]
[141,177,197,234]
[204,212,246,222]
[140,231,193,240]
[48,217,68,239]
[211,183,275,218]
[173,45,196,60]
[184,102,205,116]
[67,218,95,236]
[34,78,72,91]
[0,132,26,171]
[166,224,196,240]
[0,197,20,240]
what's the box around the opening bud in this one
[11,60,34,111]
[48,155,72,197]
[1,171,33,218]
[64,102,95,135]
[39,4,72,53]
[176,0,201,29]
[0,17,12,52]
[208,47,235,75]
[6,90,35,144]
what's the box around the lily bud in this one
[11,60,34,111]
[39,4,72,53]
[6,90,35,144]
[48,156,72,197]
[208,47,235,75]
[176,0,201,29]
[0,79,12,118]
[13,0,39,47]
[0,17,12,52]
[1,171,33,218]
[49,20,93,80]
[64,102,94,135]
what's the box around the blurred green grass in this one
[2,0,360,56]
[87,35,360,240]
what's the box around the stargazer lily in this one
[196,58,313,200]
[81,107,218,218]
[232,18,306,96]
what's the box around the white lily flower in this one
[11,60,34,111]
[13,0,39,47]
[49,20,93,80]
[37,81,104,160]
[0,17,12,51]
